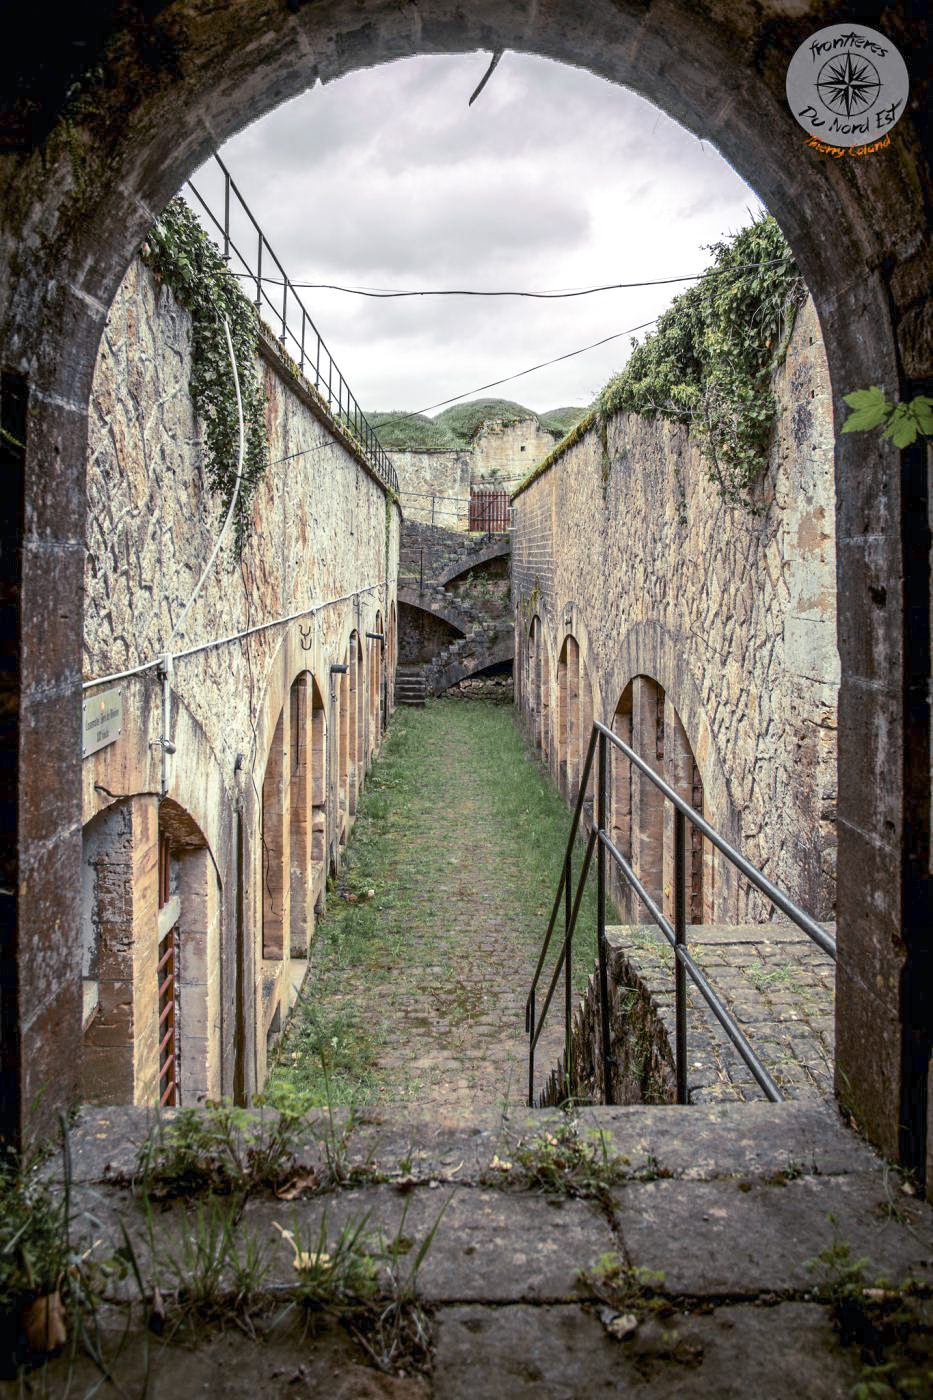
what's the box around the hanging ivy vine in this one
[596,214,806,510]
[142,196,269,554]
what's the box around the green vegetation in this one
[0,1157,71,1330]
[143,196,269,553]
[806,1234,933,1398]
[265,700,614,1107]
[537,405,589,438]
[578,1253,669,1319]
[136,1101,305,1198]
[596,213,804,508]
[0,1125,136,1371]
[489,1119,629,1202]
[434,398,536,442]
[150,1194,271,1332]
[514,215,805,511]
[370,398,588,453]
[369,412,460,451]
[841,387,933,449]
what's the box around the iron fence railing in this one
[186,153,398,495]
[398,488,514,531]
[526,721,836,1107]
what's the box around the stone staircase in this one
[395,664,428,706]
[421,621,512,697]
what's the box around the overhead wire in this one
[227,257,788,299]
[259,317,652,470]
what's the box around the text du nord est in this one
[798,100,903,137]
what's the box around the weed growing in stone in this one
[0,1122,132,1376]
[579,1253,668,1317]
[273,1194,449,1376]
[743,962,796,994]
[146,1194,272,1335]
[806,1232,933,1398]
[136,1101,305,1198]
[492,1118,628,1201]
[275,1212,381,1311]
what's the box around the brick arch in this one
[397,588,470,638]
[554,603,603,781]
[3,0,929,1169]
[431,633,515,694]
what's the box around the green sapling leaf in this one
[840,386,892,433]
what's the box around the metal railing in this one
[525,720,836,1108]
[186,153,398,495]
[398,488,515,531]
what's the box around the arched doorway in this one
[610,677,709,928]
[2,3,929,1175]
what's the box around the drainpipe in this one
[158,653,176,798]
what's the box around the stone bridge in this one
[397,521,514,699]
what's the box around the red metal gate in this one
[157,834,180,1106]
[468,487,511,533]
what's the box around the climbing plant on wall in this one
[596,214,806,510]
[142,196,269,553]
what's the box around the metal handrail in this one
[185,154,399,496]
[526,720,836,1107]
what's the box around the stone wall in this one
[471,418,556,483]
[392,450,470,529]
[81,255,400,1106]
[391,419,557,528]
[512,296,837,925]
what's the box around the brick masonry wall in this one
[82,255,400,1103]
[512,297,837,923]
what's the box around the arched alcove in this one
[610,677,709,928]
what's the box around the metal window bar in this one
[184,154,399,496]
[157,834,180,1106]
[157,925,180,1106]
[526,721,836,1108]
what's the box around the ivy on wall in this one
[142,196,269,553]
[596,214,805,510]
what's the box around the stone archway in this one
[1,3,929,1178]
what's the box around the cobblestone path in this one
[283,698,835,1113]
[294,699,575,1109]
[614,923,836,1103]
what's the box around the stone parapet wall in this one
[512,297,837,924]
[81,255,400,1105]
[471,418,556,483]
[392,449,471,529]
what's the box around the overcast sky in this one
[190,52,761,415]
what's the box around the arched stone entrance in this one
[1,3,929,1179]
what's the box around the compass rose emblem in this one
[816,52,881,117]
[786,23,910,148]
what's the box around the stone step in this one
[34,1101,933,1398]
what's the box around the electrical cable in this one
[264,317,659,471]
[391,318,658,424]
[226,257,787,299]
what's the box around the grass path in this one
[266,698,607,1110]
